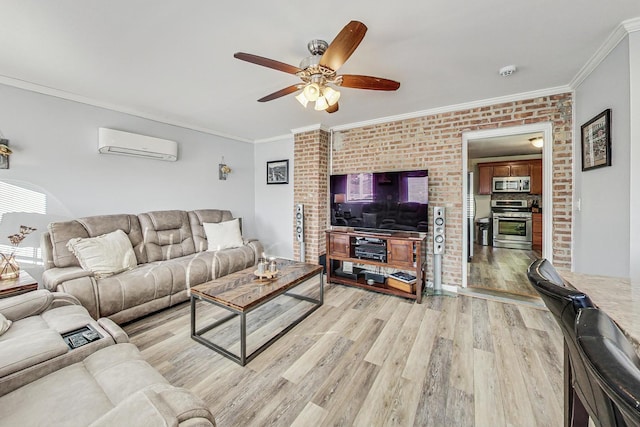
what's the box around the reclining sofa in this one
[40,209,263,324]
[0,290,215,426]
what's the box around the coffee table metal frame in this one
[190,269,323,366]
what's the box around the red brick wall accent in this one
[293,129,329,264]
[293,94,573,286]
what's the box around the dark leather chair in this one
[576,308,640,426]
[527,258,617,427]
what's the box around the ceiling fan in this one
[234,20,400,113]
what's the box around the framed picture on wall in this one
[267,159,289,184]
[581,109,611,171]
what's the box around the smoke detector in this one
[499,65,517,77]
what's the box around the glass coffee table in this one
[190,258,323,366]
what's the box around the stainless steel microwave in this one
[492,176,531,193]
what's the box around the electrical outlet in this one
[426,281,434,288]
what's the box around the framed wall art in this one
[581,109,611,171]
[266,159,289,184]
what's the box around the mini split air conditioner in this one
[98,128,178,161]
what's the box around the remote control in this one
[68,335,88,349]
[82,330,100,341]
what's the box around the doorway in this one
[461,123,553,296]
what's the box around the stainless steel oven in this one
[491,200,532,250]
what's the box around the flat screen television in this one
[330,170,429,233]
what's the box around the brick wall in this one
[293,93,573,286]
[293,129,329,263]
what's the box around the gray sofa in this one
[0,289,215,426]
[41,209,263,324]
[0,289,127,396]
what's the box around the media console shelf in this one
[325,229,427,303]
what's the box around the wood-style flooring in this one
[467,243,541,298]
[124,282,563,427]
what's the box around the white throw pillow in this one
[203,219,243,251]
[0,313,12,336]
[67,229,137,278]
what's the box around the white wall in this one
[630,31,640,280]
[573,37,631,277]
[0,83,256,280]
[253,136,295,259]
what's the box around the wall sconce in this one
[0,138,11,170]
[219,156,231,180]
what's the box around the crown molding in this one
[329,85,571,132]
[570,17,640,89]
[0,75,253,143]
[290,123,330,135]
[254,133,294,144]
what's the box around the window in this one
[0,181,47,265]
[346,173,373,202]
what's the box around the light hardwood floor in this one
[467,243,541,298]
[124,282,563,427]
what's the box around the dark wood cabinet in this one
[532,213,542,252]
[325,229,426,303]
[492,165,511,177]
[478,165,493,195]
[530,160,543,195]
[477,159,541,194]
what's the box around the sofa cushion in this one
[0,314,11,336]
[139,210,195,262]
[204,218,243,251]
[0,344,171,427]
[67,230,137,278]
[48,215,145,268]
[96,253,214,318]
[188,209,234,252]
[0,328,68,378]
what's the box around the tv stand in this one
[326,229,427,303]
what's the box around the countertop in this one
[562,271,639,349]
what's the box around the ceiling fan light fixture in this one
[303,83,320,102]
[314,96,329,111]
[323,86,340,106]
[295,92,309,108]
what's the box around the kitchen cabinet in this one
[478,165,493,195]
[492,165,511,177]
[530,160,543,195]
[510,163,530,177]
[476,159,540,194]
[532,213,542,252]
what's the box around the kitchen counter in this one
[562,271,639,350]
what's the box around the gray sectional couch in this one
[40,209,263,324]
[0,289,215,426]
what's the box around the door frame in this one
[461,122,554,288]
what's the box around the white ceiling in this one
[468,133,543,159]
[1,1,640,142]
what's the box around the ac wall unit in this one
[98,128,178,161]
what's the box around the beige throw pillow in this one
[203,219,243,251]
[0,313,12,336]
[67,229,137,278]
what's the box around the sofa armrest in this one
[42,267,93,291]
[0,290,55,321]
[244,239,264,264]
[88,385,215,427]
[98,318,129,344]
[55,276,100,319]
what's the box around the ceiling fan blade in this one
[320,21,367,72]
[340,75,400,91]
[234,52,301,75]
[257,85,300,102]
[326,103,339,114]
